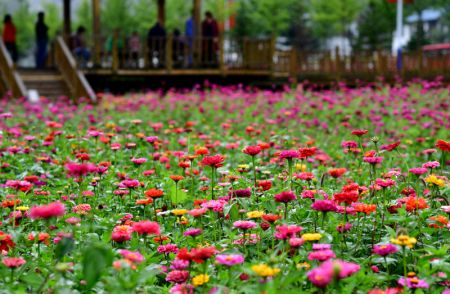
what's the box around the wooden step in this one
[18,68,71,98]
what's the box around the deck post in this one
[289,49,298,84]
[219,33,225,75]
[166,33,173,73]
[158,0,165,26]
[63,0,71,42]
[112,33,118,72]
[335,46,341,81]
[193,0,202,67]
[92,0,101,67]
[269,34,276,76]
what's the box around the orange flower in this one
[353,203,377,215]
[145,189,164,198]
[153,235,170,243]
[136,198,153,205]
[405,197,429,212]
[170,175,184,182]
[428,215,448,228]
[195,147,209,155]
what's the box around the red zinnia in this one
[145,188,164,198]
[200,154,225,168]
[436,139,450,152]
[328,168,347,178]
[333,191,359,205]
[243,145,262,156]
[351,129,368,136]
[0,231,15,252]
[274,191,297,203]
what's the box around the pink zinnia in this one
[275,224,303,239]
[158,244,179,254]
[398,276,429,289]
[279,150,299,159]
[65,162,97,178]
[409,167,428,175]
[166,270,190,284]
[2,257,26,268]
[289,237,305,247]
[120,179,140,189]
[363,157,383,164]
[111,225,133,243]
[132,220,160,235]
[308,249,336,261]
[119,249,144,263]
[311,200,337,212]
[373,244,398,256]
[422,161,440,169]
[274,191,297,203]
[215,254,245,266]
[375,178,396,188]
[29,202,65,219]
[131,158,147,165]
[307,259,360,288]
[183,228,202,237]
[233,220,256,230]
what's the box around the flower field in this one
[0,82,449,293]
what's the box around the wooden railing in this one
[91,34,274,73]
[0,40,27,98]
[53,36,96,103]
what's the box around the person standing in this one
[201,11,219,67]
[147,21,166,68]
[2,14,18,63]
[35,12,48,68]
[73,26,91,68]
[185,12,194,67]
[128,31,141,68]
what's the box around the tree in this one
[309,0,365,39]
[74,0,93,36]
[42,1,62,40]
[12,0,34,55]
[354,0,396,51]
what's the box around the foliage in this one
[0,82,449,292]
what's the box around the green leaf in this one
[169,184,188,204]
[82,243,114,290]
[54,237,75,261]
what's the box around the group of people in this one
[2,10,220,69]
[2,12,49,68]
[146,11,220,68]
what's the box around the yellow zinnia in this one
[251,264,280,277]
[16,206,29,211]
[301,233,322,241]
[247,211,264,219]
[390,235,417,248]
[192,274,209,286]
[295,163,307,172]
[424,174,445,187]
[172,209,188,216]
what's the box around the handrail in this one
[53,36,96,103]
[0,40,27,98]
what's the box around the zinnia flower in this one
[29,202,65,219]
[166,270,189,283]
[243,146,261,156]
[373,244,399,256]
[200,154,225,168]
[274,191,297,203]
[233,220,256,230]
[215,254,244,266]
[2,257,26,268]
[132,220,160,235]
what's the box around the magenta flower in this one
[274,191,297,203]
[65,162,97,178]
[158,244,179,254]
[409,167,428,175]
[233,220,257,230]
[422,161,440,169]
[375,178,396,188]
[29,202,66,219]
[307,259,360,288]
[279,150,299,159]
[166,270,190,284]
[363,157,384,165]
[170,259,190,270]
[131,158,147,165]
[398,276,429,289]
[120,179,141,189]
[373,244,399,256]
[215,254,245,266]
[183,228,203,237]
[311,200,337,212]
[308,249,336,262]
[275,225,303,239]
[289,237,305,247]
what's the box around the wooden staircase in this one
[0,37,96,103]
[18,69,71,98]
